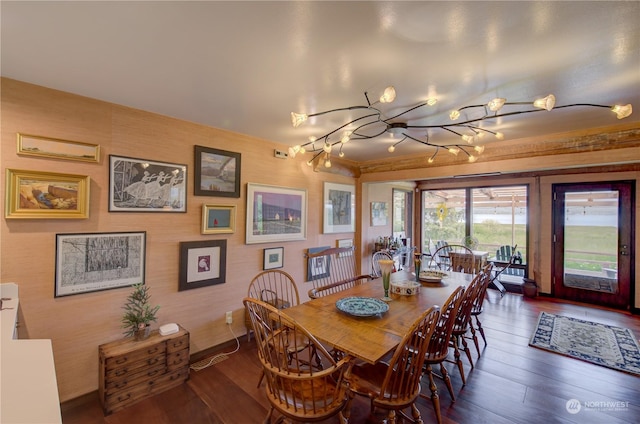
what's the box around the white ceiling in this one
[2,1,639,162]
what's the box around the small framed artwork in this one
[202,204,236,234]
[109,155,187,212]
[263,247,284,270]
[179,240,227,291]
[370,201,389,226]
[323,182,355,233]
[5,169,90,219]
[194,146,241,198]
[337,238,354,257]
[307,246,331,281]
[17,133,100,163]
[246,183,307,244]
[55,232,146,297]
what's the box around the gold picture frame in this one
[201,204,236,234]
[5,169,90,219]
[17,133,100,163]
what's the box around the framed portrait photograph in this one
[202,204,236,234]
[194,146,241,197]
[263,247,284,270]
[307,246,331,281]
[179,240,227,291]
[371,201,389,226]
[323,182,355,233]
[109,155,187,212]
[55,231,146,297]
[246,183,307,244]
[5,168,90,219]
[17,133,100,163]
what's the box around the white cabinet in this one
[0,283,62,424]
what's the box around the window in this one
[392,189,413,244]
[421,185,528,260]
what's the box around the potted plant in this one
[121,283,160,341]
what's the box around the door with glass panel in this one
[552,182,633,310]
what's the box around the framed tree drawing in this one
[55,232,146,297]
[194,146,241,197]
[323,182,355,233]
[109,155,187,212]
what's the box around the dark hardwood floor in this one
[62,291,640,423]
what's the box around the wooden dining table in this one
[284,270,473,364]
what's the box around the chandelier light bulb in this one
[427,157,435,164]
[474,145,485,154]
[448,146,460,155]
[487,98,506,112]
[461,134,474,143]
[468,155,477,163]
[611,104,632,119]
[291,112,308,127]
[323,142,332,153]
[449,110,460,120]
[339,151,345,158]
[306,160,313,166]
[299,146,306,154]
[388,145,395,153]
[495,132,504,140]
[324,158,332,168]
[341,131,352,144]
[427,98,438,106]
[379,86,396,103]
[533,94,556,111]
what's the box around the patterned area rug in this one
[529,312,640,376]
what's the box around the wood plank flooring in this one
[62,292,640,423]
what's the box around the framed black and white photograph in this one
[263,247,284,270]
[202,204,236,234]
[109,155,187,212]
[323,182,355,233]
[307,246,331,281]
[246,183,307,244]
[55,231,146,297]
[179,240,227,291]
[194,146,241,197]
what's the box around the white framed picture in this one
[323,182,355,233]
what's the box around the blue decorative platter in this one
[336,297,389,317]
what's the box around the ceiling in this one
[2,1,639,163]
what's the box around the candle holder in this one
[378,259,394,302]
[413,252,422,282]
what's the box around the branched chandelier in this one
[289,86,632,167]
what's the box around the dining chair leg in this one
[475,315,487,346]
[451,336,466,386]
[440,363,456,402]
[461,336,474,369]
[421,365,442,424]
[468,324,481,357]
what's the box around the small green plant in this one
[121,283,160,337]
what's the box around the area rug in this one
[529,312,640,376]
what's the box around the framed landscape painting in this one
[246,183,307,244]
[323,182,355,233]
[5,169,90,219]
[17,133,100,163]
[55,231,146,297]
[109,155,187,212]
[194,146,241,198]
[263,247,284,270]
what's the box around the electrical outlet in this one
[225,311,233,324]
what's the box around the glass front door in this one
[553,182,633,309]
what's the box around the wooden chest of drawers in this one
[98,325,189,415]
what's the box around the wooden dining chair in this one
[371,250,395,277]
[449,246,483,274]
[469,264,494,356]
[345,306,440,424]
[420,285,466,424]
[307,246,371,299]
[243,298,353,424]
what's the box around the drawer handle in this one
[170,372,183,381]
[172,341,184,348]
[147,369,159,377]
[115,356,128,365]
[117,394,131,402]
[115,368,128,377]
[115,381,128,389]
[147,358,159,366]
[147,346,159,354]
[172,358,183,365]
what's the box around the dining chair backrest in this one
[377,305,440,406]
[247,270,300,310]
[425,285,466,362]
[452,270,488,335]
[472,264,493,315]
[371,250,394,277]
[243,298,352,422]
[307,246,371,299]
